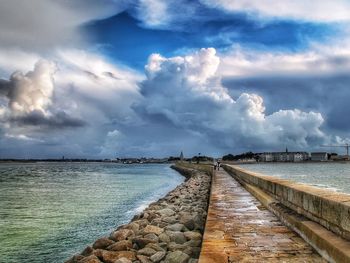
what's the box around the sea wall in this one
[223,164,350,262]
[65,163,211,263]
[223,164,350,241]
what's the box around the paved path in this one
[199,169,325,263]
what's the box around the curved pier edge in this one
[223,164,350,263]
[65,163,212,263]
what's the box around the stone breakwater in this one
[65,164,211,263]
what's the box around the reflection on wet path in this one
[199,169,325,262]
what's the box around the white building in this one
[259,152,309,162]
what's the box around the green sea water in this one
[0,162,184,263]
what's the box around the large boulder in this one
[77,255,101,263]
[124,222,140,235]
[92,237,115,249]
[110,229,135,241]
[142,225,164,235]
[106,240,132,251]
[133,237,156,248]
[166,223,185,232]
[81,246,94,256]
[96,250,136,263]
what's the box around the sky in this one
[0,0,350,158]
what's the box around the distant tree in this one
[222,154,235,161]
[168,156,181,161]
[222,152,257,161]
[191,155,213,163]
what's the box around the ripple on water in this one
[0,163,184,263]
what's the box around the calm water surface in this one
[238,163,350,194]
[0,162,184,263]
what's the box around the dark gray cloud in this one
[9,111,86,129]
[222,74,350,131]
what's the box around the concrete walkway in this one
[199,169,325,262]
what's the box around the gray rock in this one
[168,242,187,252]
[166,223,185,232]
[133,237,156,248]
[191,247,201,258]
[150,251,166,262]
[183,247,193,256]
[193,214,204,231]
[162,216,178,224]
[179,215,195,230]
[158,208,175,217]
[138,247,157,256]
[145,243,165,252]
[137,254,152,263]
[166,231,187,244]
[158,233,170,243]
[184,239,201,247]
[144,233,159,242]
[164,251,190,263]
[158,242,168,250]
[183,231,202,241]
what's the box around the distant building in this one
[293,152,309,162]
[311,152,328,161]
[260,152,273,162]
[258,152,309,162]
[180,151,184,161]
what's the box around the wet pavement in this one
[199,169,326,262]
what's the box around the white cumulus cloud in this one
[137,48,328,151]
[0,60,56,115]
[219,43,350,78]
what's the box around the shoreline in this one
[65,163,212,263]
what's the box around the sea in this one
[0,162,184,263]
[238,162,350,194]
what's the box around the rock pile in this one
[65,165,211,263]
